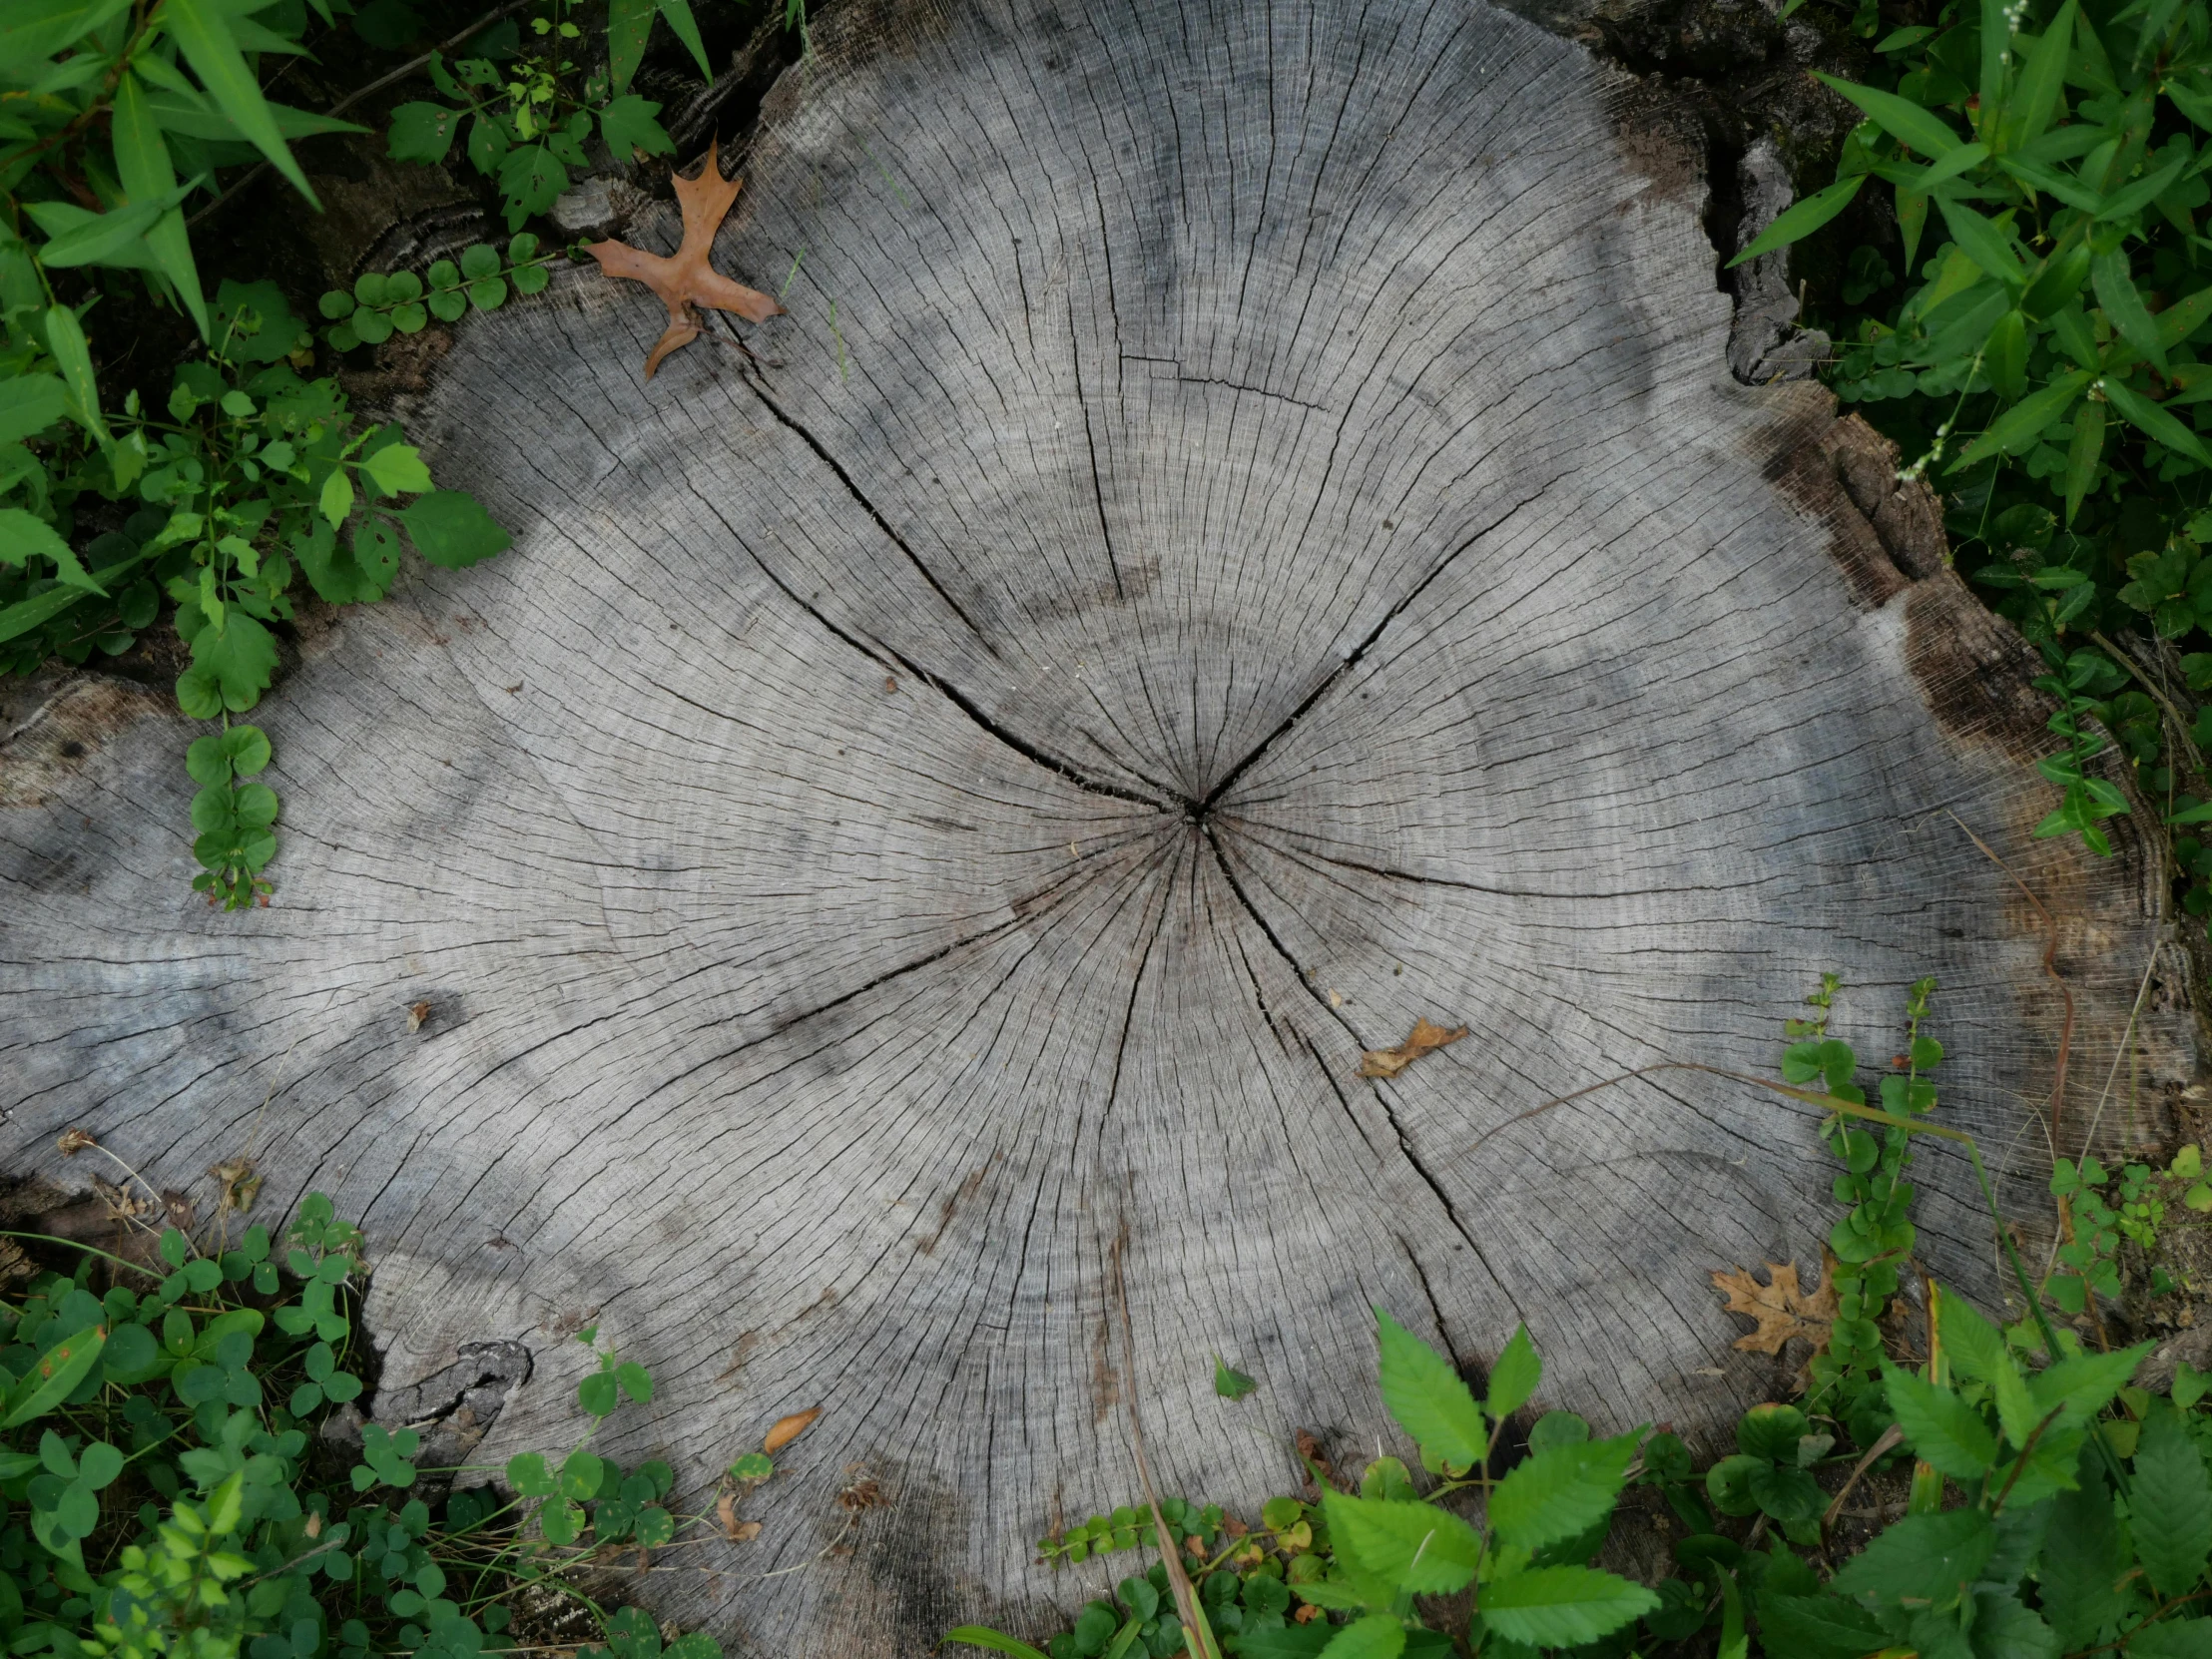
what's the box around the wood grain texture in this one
[0,0,2194,1649]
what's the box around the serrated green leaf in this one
[2129,1620,2212,1659]
[1477,1566,1658,1648]
[1830,1508,1993,1608]
[1487,1431,1639,1554]
[0,508,101,593]
[2133,1403,2212,1599]
[1321,1491,1479,1594]
[1313,1614,1403,1659]
[1375,1308,1484,1470]
[1881,1365,1998,1477]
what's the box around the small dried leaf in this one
[763,1405,821,1453]
[56,1128,97,1156]
[586,140,783,380]
[407,1001,431,1033]
[1711,1255,1839,1356]
[716,1491,742,1539]
[1357,1017,1467,1079]
[730,1520,762,1542]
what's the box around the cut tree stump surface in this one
[0,0,2192,1649]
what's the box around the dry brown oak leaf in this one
[1711,1252,1841,1355]
[585,140,783,379]
[1357,1016,1468,1079]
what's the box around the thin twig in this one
[1820,1421,1904,1534]
[187,0,537,229]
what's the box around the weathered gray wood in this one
[0,0,2193,1650]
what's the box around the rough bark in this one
[0,0,2195,1650]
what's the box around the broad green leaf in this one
[113,74,208,339]
[504,1451,557,1496]
[1477,1566,1658,1649]
[2042,1479,2130,1648]
[655,0,712,80]
[1485,1325,1540,1421]
[607,0,655,92]
[1953,369,2091,468]
[1756,1593,1890,1659]
[182,612,278,714]
[1,1327,105,1428]
[360,441,432,495]
[2104,377,2212,467]
[1321,1491,1479,1594]
[2029,1343,2151,1426]
[1830,1508,1994,1607]
[1936,198,2027,287]
[1879,1365,1997,1477]
[2132,1403,2212,1598]
[1213,1355,1257,1400]
[1814,73,1963,157]
[1316,1615,1404,1659]
[2129,1621,2212,1658]
[2094,252,2168,373]
[599,93,675,160]
[1998,0,2075,152]
[1375,1308,1484,1469]
[2161,284,2212,350]
[319,467,355,529]
[164,0,318,206]
[1727,174,1866,268]
[386,102,460,165]
[0,507,100,593]
[941,1632,1051,1659]
[0,373,66,447]
[1487,1431,1640,1554]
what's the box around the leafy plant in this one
[0,1174,726,1659]
[384,0,690,230]
[317,237,557,350]
[1743,0,2212,856]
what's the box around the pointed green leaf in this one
[1,1327,105,1428]
[1998,0,2074,151]
[1726,174,1867,268]
[0,0,133,65]
[2133,1404,2212,1599]
[1814,73,1963,157]
[1831,1508,1994,1607]
[163,0,318,206]
[1953,369,2091,468]
[2029,1343,2151,1426]
[2104,376,2212,467]
[1478,1566,1658,1649]
[1485,1325,1540,1421]
[42,304,106,443]
[1321,1491,1479,1594]
[1375,1308,1484,1469]
[1212,1355,1257,1400]
[1316,1614,1404,1659]
[2065,396,2104,523]
[1879,1364,1998,1477]
[1997,154,2103,214]
[607,0,655,92]
[941,1632,1051,1659]
[0,508,101,593]
[2094,251,2168,372]
[2098,154,2190,224]
[654,0,712,80]
[1936,198,2027,287]
[113,73,208,338]
[1486,1431,1640,1554]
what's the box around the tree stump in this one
[0,0,2191,1649]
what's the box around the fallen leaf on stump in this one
[1357,1017,1468,1079]
[586,139,784,380]
[763,1404,821,1453]
[1711,1251,1840,1356]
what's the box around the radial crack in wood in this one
[0,0,2191,1650]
